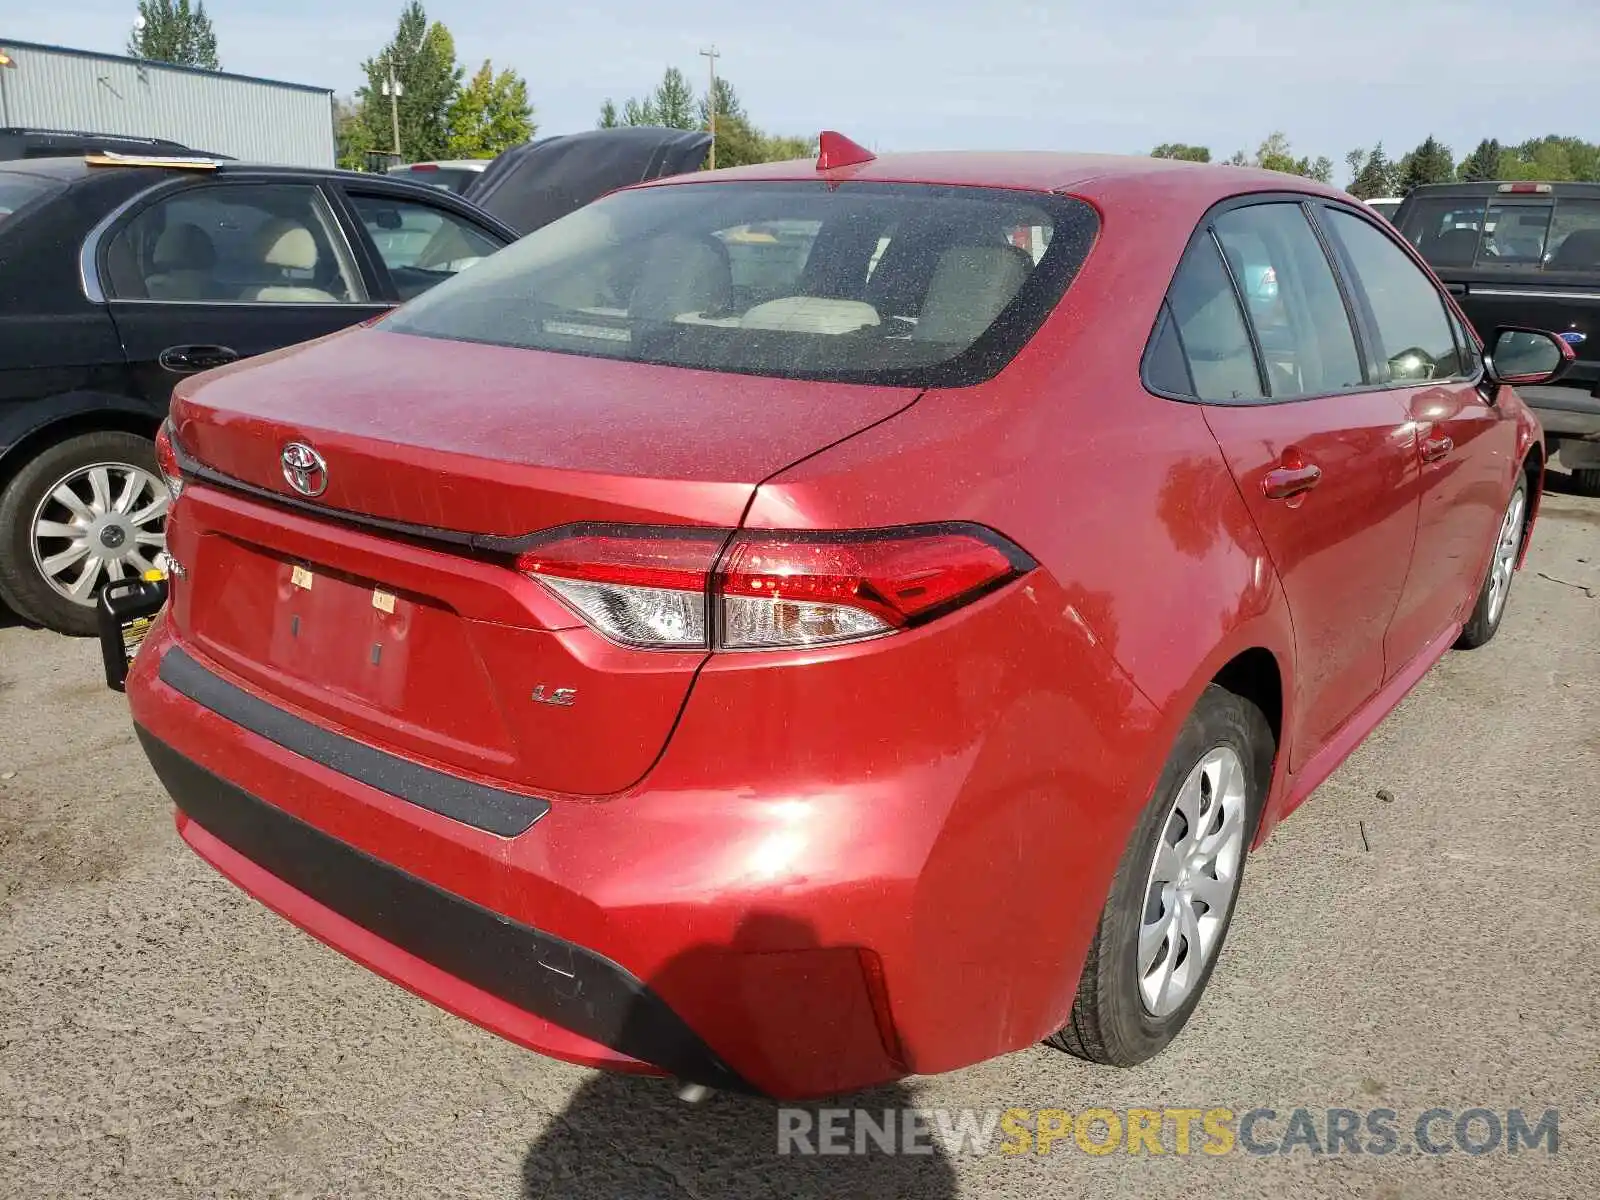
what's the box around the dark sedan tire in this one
[0,431,164,637]
[1572,468,1600,498]
[1048,684,1272,1066]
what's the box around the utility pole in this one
[380,58,404,162]
[699,45,720,170]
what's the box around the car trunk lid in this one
[166,327,919,799]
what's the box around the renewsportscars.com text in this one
[776,1106,1559,1158]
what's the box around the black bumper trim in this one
[158,647,549,837]
[136,727,754,1093]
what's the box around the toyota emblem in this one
[281,442,328,497]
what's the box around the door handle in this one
[158,344,239,373]
[1421,434,1454,463]
[1262,463,1323,500]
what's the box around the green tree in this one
[1457,138,1502,182]
[1237,132,1332,181]
[356,2,463,162]
[446,60,534,158]
[650,67,698,129]
[1398,135,1454,192]
[1348,144,1400,199]
[128,0,219,69]
[334,96,377,171]
[1151,143,1211,163]
[597,98,619,129]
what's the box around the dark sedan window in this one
[383,182,1098,387]
[103,183,365,303]
[348,193,505,301]
[0,171,62,224]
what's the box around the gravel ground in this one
[2,486,1597,1200]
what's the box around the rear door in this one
[99,177,389,408]
[1167,199,1422,765]
[1315,202,1517,674]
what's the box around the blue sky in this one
[10,0,1599,179]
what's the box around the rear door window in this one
[383,181,1099,387]
[1163,235,1264,402]
[104,183,365,303]
[347,192,506,300]
[1211,204,1365,399]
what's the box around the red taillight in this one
[154,419,183,501]
[1497,182,1552,194]
[408,162,440,172]
[516,523,1032,651]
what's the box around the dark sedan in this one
[0,155,517,633]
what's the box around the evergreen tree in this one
[355,2,462,162]
[128,0,219,69]
[1457,138,1503,182]
[446,61,534,158]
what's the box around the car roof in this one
[2,155,476,198]
[639,150,1351,209]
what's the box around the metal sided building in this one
[0,38,333,166]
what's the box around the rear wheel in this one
[1048,685,1271,1066]
[1572,468,1600,498]
[0,431,167,636]
[1455,478,1526,650]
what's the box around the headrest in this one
[252,218,318,271]
[152,222,216,270]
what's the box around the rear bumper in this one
[128,574,1163,1098]
[140,726,750,1090]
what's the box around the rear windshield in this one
[1400,195,1600,275]
[0,171,62,224]
[384,181,1099,386]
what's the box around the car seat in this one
[913,244,1033,344]
[238,218,340,302]
[1549,228,1600,272]
[628,233,731,321]
[144,223,216,300]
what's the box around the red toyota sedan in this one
[125,136,1571,1100]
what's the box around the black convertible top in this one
[464,126,712,235]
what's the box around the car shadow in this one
[520,911,959,1200]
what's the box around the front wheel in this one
[1455,478,1526,650]
[1048,684,1272,1066]
[0,431,168,636]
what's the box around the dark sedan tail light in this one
[516,523,1034,651]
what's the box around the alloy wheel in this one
[1137,746,1248,1018]
[29,462,168,607]
[1485,489,1525,627]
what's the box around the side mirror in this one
[1485,326,1576,387]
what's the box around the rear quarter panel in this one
[741,183,1299,1052]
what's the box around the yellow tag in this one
[372,589,396,613]
[290,565,313,590]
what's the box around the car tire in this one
[1571,468,1600,498]
[1047,684,1272,1066]
[1455,477,1528,650]
[0,431,165,637]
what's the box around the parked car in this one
[123,137,1567,1100]
[385,159,490,194]
[0,128,712,634]
[1366,196,1402,221]
[1393,180,1600,493]
[0,126,228,162]
[0,154,517,633]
